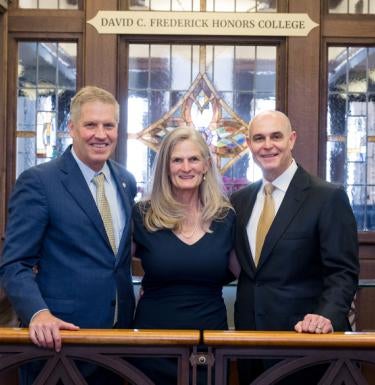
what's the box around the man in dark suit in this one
[231,110,359,384]
[0,86,137,384]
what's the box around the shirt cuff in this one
[30,308,49,323]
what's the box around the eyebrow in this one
[252,131,284,137]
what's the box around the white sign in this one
[87,11,319,37]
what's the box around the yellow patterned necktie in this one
[92,173,117,254]
[255,183,275,266]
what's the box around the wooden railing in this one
[204,330,375,385]
[1,328,375,384]
[0,328,199,385]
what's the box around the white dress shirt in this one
[246,159,298,262]
[71,148,125,251]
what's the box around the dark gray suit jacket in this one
[231,166,359,332]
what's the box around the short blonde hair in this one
[70,86,120,123]
[141,127,232,232]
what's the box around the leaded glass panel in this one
[348,185,366,227]
[327,46,375,230]
[19,0,79,9]
[367,185,375,229]
[171,0,192,11]
[213,0,235,12]
[39,0,58,8]
[236,0,257,12]
[128,0,277,12]
[349,0,368,13]
[327,141,346,185]
[369,94,375,135]
[369,48,375,92]
[126,43,276,197]
[16,41,77,177]
[327,94,347,135]
[328,0,375,14]
[348,48,367,93]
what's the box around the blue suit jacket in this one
[1,147,137,328]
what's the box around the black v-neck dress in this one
[131,203,235,385]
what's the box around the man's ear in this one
[289,130,297,150]
[68,120,74,137]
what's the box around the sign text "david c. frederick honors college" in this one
[88,11,319,37]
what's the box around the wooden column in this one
[0,3,7,247]
[287,0,321,175]
[85,0,118,95]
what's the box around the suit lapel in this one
[108,161,132,265]
[236,181,261,276]
[257,167,311,270]
[58,149,110,247]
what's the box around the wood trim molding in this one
[8,9,84,33]
[0,0,8,14]
[324,16,375,39]
[0,328,200,345]
[359,232,375,245]
[0,10,6,246]
[286,0,321,176]
[84,0,118,93]
[204,330,375,348]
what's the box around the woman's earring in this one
[203,174,206,181]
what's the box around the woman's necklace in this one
[179,218,199,239]
[179,208,202,239]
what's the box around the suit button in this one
[111,300,116,306]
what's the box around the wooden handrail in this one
[203,330,375,348]
[3,328,375,348]
[0,328,200,345]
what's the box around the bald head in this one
[249,110,292,137]
[247,110,296,181]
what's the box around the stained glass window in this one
[18,0,79,9]
[128,0,277,12]
[327,46,375,229]
[328,0,375,14]
[17,42,77,177]
[126,43,277,199]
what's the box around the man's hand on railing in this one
[294,313,333,334]
[29,310,79,352]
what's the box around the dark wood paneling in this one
[8,10,84,33]
[5,36,17,213]
[287,0,321,176]
[0,12,6,249]
[324,16,375,38]
[85,0,118,94]
[358,236,375,331]
[320,8,375,332]
[0,0,7,14]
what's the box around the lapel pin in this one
[122,182,127,189]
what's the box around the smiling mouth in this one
[261,153,278,158]
[91,143,109,148]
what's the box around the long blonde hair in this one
[141,127,232,232]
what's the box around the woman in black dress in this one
[131,126,239,385]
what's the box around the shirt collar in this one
[262,159,298,193]
[71,147,111,184]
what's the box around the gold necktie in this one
[255,183,275,266]
[92,173,116,254]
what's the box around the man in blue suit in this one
[0,86,137,384]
